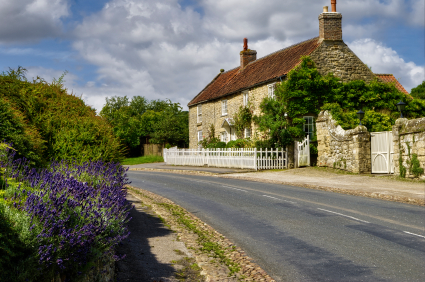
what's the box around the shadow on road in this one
[115,193,177,282]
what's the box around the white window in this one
[268,83,276,99]
[221,131,228,142]
[221,100,228,115]
[198,130,203,141]
[243,91,249,106]
[197,104,202,123]
[244,128,251,138]
[303,116,314,139]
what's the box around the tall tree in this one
[411,81,425,100]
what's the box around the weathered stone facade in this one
[316,111,371,173]
[189,81,274,148]
[310,40,375,83]
[392,117,425,178]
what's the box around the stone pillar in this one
[316,110,371,174]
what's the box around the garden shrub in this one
[410,154,424,178]
[0,145,131,281]
[0,68,125,165]
[225,139,253,148]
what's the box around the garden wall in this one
[143,144,163,156]
[392,117,425,178]
[316,111,371,173]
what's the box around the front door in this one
[371,131,394,174]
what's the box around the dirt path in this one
[221,167,425,206]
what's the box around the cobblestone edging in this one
[127,186,276,282]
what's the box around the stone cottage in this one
[187,0,408,149]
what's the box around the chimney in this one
[240,38,257,69]
[319,0,342,41]
[331,0,336,12]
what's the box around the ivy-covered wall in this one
[316,111,371,173]
[392,117,425,179]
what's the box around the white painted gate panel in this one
[371,131,394,174]
[297,136,310,167]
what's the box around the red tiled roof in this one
[188,37,321,106]
[375,74,410,95]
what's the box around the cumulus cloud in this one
[348,38,424,92]
[65,0,423,111]
[0,0,70,44]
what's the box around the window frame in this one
[303,116,314,139]
[198,130,203,142]
[197,104,202,123]
[243,91,249,106]
[221,100,228,116]
[244,128,251,138]
[268,83,276,99]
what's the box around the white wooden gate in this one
[297,136,310,167]
[371,131,394,174]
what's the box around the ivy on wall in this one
[254,56,425,148]
[233,103,254,139]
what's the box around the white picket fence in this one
[163,147,287,170]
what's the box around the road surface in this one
[128,170,425,282]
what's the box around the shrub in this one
[0,145,131,281]
[226,139,253,148]
[410,154,424,178]
[0,68,125,164]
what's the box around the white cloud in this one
[64,0,423,112]
[348,38,424,92]
[0,0,70,44]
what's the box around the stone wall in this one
[310,40,375,83]
[188,81,276,148]
[392,117,425,178]
[316,111,371,173]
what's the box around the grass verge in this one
[127,186,242,278]
[121,155,164,165]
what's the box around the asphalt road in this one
[128,170,425,282]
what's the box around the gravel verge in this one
[126,185,276,282]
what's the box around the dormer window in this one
[222,100,228,115]
[268,83,276,99]
[197,104,202,123]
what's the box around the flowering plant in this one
[0,144,131,281]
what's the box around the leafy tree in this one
[101,96,189,151]
[150,102,189,147]
[411,81,425,100]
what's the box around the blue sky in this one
[0,0,423,111]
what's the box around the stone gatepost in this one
[316,111,371,173]
[392,117,425,178]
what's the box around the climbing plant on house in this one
[254,56,425,149]
[233,102,254,139]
